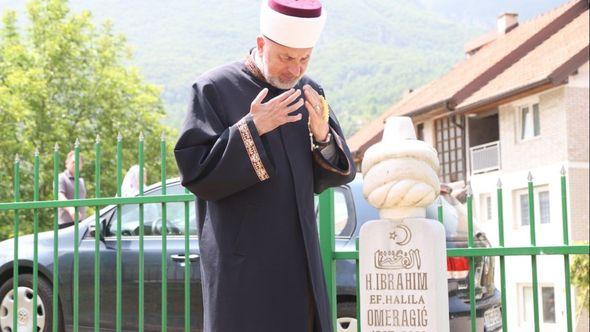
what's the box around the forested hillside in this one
[0,0,566,136]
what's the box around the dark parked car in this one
[0,182,201,332]
[0,175,502,331]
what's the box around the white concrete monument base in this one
[358,116,450,332]
[359,218,449,332]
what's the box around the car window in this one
[334,190,349,236]
[314,187,355,238]
[107,183,196,237]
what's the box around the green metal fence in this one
[0,135,195,331]
[0,134,589,332]
[318,169,590,332]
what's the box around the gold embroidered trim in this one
[237,118,270,181]
[320,96,329,122]
[244,53,266,83]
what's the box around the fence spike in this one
[466,183,473,197]
[139,131,145,141]
[117,132,123,142]
[75,138,80,148]
[497,178,503,188]
[161,131,166,141]
[96,134,101,144]
[437,196,443,207]
[527,171,533,182]
[34,148,40,157]
[54,142,59,151]
[560,165,566,176]
[14,153,20,163]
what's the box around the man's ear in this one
[256,36,265,55]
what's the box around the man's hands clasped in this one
[250,85,329,140]
[250,88,303,136]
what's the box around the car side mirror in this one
[89,220,106,242]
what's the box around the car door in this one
[77,198,162,331]
[314,186,357,292]
[331,186,358,292]
[77,209,117,331]
[160,184,203,331]
[108,183,202,331]
[78,183,202,331]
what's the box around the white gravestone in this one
[359,117,450,332]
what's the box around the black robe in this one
[174,59,356,332]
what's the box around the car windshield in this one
[106,183,197,237]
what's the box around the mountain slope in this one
[0,0,567,136]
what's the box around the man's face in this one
[257,36,313,89]
[66,157,83,175]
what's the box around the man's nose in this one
[288,65,301,77]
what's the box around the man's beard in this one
[255,52,301,90]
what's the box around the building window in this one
[521,285,533,325]
[480,194,493,222]
[435,115,466,183]
[519,285,556,326]
[519,193,530,226]
[539,191,551,224]
[520,103,540,140]
[515,187,551,228]
[486,195,493,220]
[416,123,424,141]
[542,286,556,323]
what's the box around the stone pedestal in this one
[359,116,450,331]
[359,218,449,332]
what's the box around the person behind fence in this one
[174,1,355,331]
[121,164,147,197]
[57,151,86,228]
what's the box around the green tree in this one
[571,250,589,316]
[0,0,177,240]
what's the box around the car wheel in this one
[0,274,62,332]
[337,301,357,332]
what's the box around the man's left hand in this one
[303,84,330,142]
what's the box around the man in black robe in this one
[174,1,355,331]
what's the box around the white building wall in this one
[471,162,571,331]
[469,65,589,331]
[421,119,436,148]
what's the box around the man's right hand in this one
[67,207,76,219]
[250,88,304,136]
[59,192,77,219]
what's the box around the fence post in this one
[161,132,168,332]
[94,135,102,332]
[53,144,60,332]
[355,238,360,331]
[497,179,508,332]
[12,154,20,332]
[116,133,123,332]
[527,172,540,332]
[319,188,336,331]
[33,149,40,331]
[466,185,476,332]
[560,167,573,332]
[138,132,145,331]
[73,139,81,332]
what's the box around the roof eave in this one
[456,45,590,114]
[455,79,553,114]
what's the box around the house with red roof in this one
[349,0,589,330]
